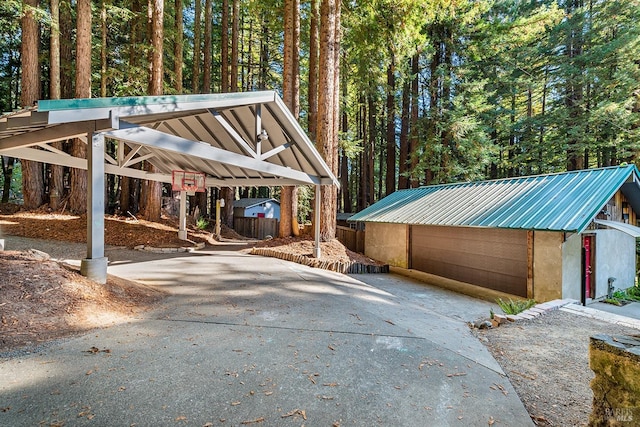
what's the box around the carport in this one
[0,91,338,283]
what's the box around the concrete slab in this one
[0,240,533,426]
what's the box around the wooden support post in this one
[178,190,187,240]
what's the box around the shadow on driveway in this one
[1,240,533,426]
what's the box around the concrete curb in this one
[505,299,578,321]
[134,241,205,253]
[560,304,640,330]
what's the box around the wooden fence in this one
[336,225,365,253]
[234,217,279,239]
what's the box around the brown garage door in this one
[410,225,528,297]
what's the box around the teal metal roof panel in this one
[348,165,640,233]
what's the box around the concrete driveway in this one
[1,241,533,426]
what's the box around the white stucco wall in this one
[592,229,636,298]
[562,233,583,301]
[561,229,636,301]
[243,202,280,219]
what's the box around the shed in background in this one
[233,198,280,219]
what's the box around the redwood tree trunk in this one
[385,59,396,196]
[174,0,183,92]
[49,0,64,210]
[316,0,340,241]
[221,0,229,92]
[193,0,201,93]
[70,0,91,213]
[20,0,45,210]
[203,0,212,93]
[144,0,164,221]
[308,0,319,141]
[279,0,300,238]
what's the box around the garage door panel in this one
[412,235,527,262]
[417,247,527,277]
[421,259,526,295]
[411,225,528,297]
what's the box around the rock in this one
[494,314,508,324]
[26,249,50,261]
[474,320,493,329]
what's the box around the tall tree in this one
[316,0,340,240]
[173,0,183,92]
[221,0,229,92]
[308,0,319,141]
[20,0,45,209]
[69,0,91,213]
[219,0,240,227]
[48,0,64,210]
[193,0,201,93]
[279,0,300,238]
[144,0,164,221]
[230,0,239,91]
[202,0,212,93]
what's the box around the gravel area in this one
[475,309,639,426]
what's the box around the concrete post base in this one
[81,257,108,284]
[313,247,321,259]
[178,230,187,240]
[0,239,4,251]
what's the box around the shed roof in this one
[0,91,338,188]
[348,165,640,233]
[233,198,279,209]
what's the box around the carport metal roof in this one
[349,165,640,234]
[0,91,337,283]
[0,91,338,187]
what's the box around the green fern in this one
[496,298,537,315]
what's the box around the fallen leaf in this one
[488,416,495,425]
[282,409,307,420]
[175,415,187,422]
[203,423,214,427]
[231,401,241,406]
[118,386,126,392]
[384,319,395,325]
[328,345,335,351]
[323,382,338,387]
[86,370,93,376]
[240,417,264,424]
[264,391,273,396]
[446,372,467,377]
[308,376,316,384]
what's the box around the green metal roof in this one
[348,165,640,233]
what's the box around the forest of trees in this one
[1,0,639,234]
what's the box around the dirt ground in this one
[0,249,165,350]
[475,310,639,426]
[0,204,379,352]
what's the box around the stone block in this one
[494,314,508,324]
[590,335,640,425]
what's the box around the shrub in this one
[625,285,640,301]
[496,298,537,315]
[196,216,209,230]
